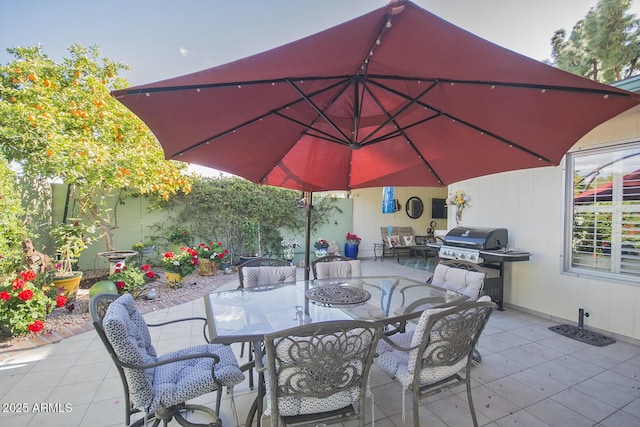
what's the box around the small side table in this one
[373,243,384,261]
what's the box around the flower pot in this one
[220,262,230,271]
[52,272,83,299]
[344,243,359,259]
[315,249,328,258]
[283,247,295,261]
[140,246,155,255]
[165,272,184,287]
[199,259,217,276]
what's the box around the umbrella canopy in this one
[112,0,640,192]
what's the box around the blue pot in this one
[344,243,359,259]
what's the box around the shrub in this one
[0,270,65,336]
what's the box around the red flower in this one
[12,278,25,290]
[145,271,156,279]
[141,264,151,271]
[20,270,36,282]
[218,253,224,259]
[163,251,174,258]
[28,320,44,333]
[56,294,68,307]
[115,281,125,290]
[18,289,34,301]
[217,241,223,246]
[0,291,10,301]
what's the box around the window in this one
[566,143,640,283]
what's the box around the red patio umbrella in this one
[112,0,640,193]
[112,0,640,276]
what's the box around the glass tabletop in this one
[204,276,466,344]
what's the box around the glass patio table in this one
[203,276,467,344]
[203,276,467,426]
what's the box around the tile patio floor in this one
[1,259,640,426]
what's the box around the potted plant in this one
[195,241,228,275]
[161,247,197,287]
[314,238,329,258]
[133,242,155,255]
[109,262,148,297]
[50,221,88,298]
[281,237,300,262]
[345,232,361,259]
[0,269,67,336]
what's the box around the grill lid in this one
[443,227,508,250]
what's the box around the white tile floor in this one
[1,259,640,426]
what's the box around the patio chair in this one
[428,259,487,299]
[311,255,361,279]
[90,293,245,427]
[396,260,486,314]
[237,257,297,389]
[375,297,496,427]
[237,257,296,289]
[260,320,383,427]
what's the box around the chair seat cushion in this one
[376,331,466,388]
[375,308,467,388]
[151,344,245,413]
[262,331,372,417]
[316,261,351,279]
[431,264,485,298]
[242,266,297,287]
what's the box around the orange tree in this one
[0,45,192,251]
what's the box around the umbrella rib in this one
[170,78,353,158]
[286,79,353,144]
[271,111,348,145]
[353,7,401,144]
[361,84,446,186]
[366,79,554,163]
[364,75,636,98]
[359,80,438,145]
[113,74,634,100]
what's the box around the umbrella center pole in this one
[304,192,313,281]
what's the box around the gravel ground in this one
[0,267,239,347]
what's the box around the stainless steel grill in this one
[436,227,530,311]
[438,227,508,264]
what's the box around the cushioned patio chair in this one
[261,320,383,427]
[428,259,487,299]
[90,293,245,427]
[237,257,296,289]
[237,257,297,389]
[311,255,361,280]
[375,297,496,427]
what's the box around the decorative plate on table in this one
[306,284,371,306]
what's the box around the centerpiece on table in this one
[314,238,329,258]
[281,237,301,263]
[162,247,197,287]
[196,242,229,276]
[344,232,362,259]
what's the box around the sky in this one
[3,0,640,174]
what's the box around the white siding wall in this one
[349,186,448,259]
[445,105,640,342]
